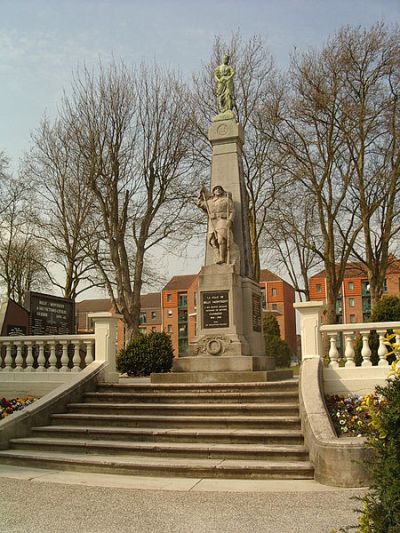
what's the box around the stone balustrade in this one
[0,312,121,397]
[294,301,398,395]
[320,322,400,368]
[0,335,95,373]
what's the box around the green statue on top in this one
[213,54,235,121]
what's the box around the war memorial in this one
[154,54,289,383]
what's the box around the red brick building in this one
[259,269,297,355]
[76,268,297,358]
[76,293,162,349]
[161,269,297,358]
[162,275,198,357]
[309,259,400,324]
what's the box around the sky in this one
[0,0,399,297]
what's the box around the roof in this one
[163,274,198,291]
[76,298,112,313]
[76,293,161,312]
[259,269,284,283]
[140,292,161,308]
[311,258,400,280]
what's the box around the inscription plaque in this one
[252,292,262,332]
[25,292,75,335]
[202,291,229,328]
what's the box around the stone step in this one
[0,449,314,479]
[9,437,310,461]
[84,391,299,404]
[32,425,305,445]
[66,402,299,417]
[151,370,294,384]
[97,379,299,394]
[51,413,302,430]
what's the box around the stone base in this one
[151,368,293,384]
[172,355,274,373]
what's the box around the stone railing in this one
[0,312,121,397]
[294,301,398,395]
[0,334,95,373]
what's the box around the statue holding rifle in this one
[197,184,238,266]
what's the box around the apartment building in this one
[259,269,297,355]
[76,268,297,358]
[309,259,400,324]
[76,293,162,349]
[162,269,297,357]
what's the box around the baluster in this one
[3,342,12,372]
[71,341,81,372]
[59,341,70,372]
[24,341,34,372]
[36,341,46,371]
[84,340,94,367]
[47,341,58,372]
[377,330,389,367]
[344,332,355,367]
[360,332,372,367]
[14,341,24,372]
[328,334,339,368]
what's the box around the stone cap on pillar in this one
[88,312,123,322]
[208,119,244,146]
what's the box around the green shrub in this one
[263,312,291,367]
[117,331,174,376]
[371,295,400,322]
[358,374,400,532]
[263,312,281,337]
[264,334,291,368]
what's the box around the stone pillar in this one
[89,312,122,383]
[207,119,253,279]
[294,301,324,360]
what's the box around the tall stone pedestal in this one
[151,116,292,384]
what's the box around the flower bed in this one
[325,393,387,437]
[0,397,37,419]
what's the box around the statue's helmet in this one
[212,185,225,194]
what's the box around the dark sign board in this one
[7,324,27,336]
[252,292,262,332]
[202,290,229,328]
[25,292,75,335]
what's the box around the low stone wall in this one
[0,361,105,449]
[299,358,371,487]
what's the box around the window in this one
[151,311,157,320]
[178,293,187,307]
[168,310,173,317]
[348,282,354,291]
[272,303,278,311]
[271,287,277,297]
[349,298,355,307]
[139,312,146,324]
[166,293,172,303]
[261,287,267,310]
[152,327,156,332]
[350,314,356,323]
[383,279,388,292]
[167,324,172,333]
[316,283,321,293]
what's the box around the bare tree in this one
[262,37,363,324]
[191,33,280,279]
[338,24,400,308]
[25,118,101,300]
[262,185,322,301]
[60,61,194,340]
[0,178,49,304]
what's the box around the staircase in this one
[0,379,314,479]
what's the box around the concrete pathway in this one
[0,465,366,532]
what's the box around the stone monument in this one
[152,55,282,383]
